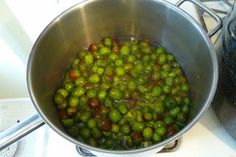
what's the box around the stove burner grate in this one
[75,139,181,157]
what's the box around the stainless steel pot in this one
[0,0,221,156]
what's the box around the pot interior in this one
[28,0,217,153]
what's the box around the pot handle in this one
[0,114,45,150]
[176,0,222,38]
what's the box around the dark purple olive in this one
[167,125,177,137]
[131,132,143,145]
[112,39,121,47]
[128,98,137,108]
[152,113,163,121]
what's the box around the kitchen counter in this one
[0,0,236,157]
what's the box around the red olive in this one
[68,69,79,80]
[67,106,77,116]
[100,118,112,131]
[88,97,100,109]
[112,46,120,54]
[105,74,113,82]
[59,109,68,119]
[88,43,98,52]
[79,60,85,64]
[94,109,101,119]
[157,80,162,86]
[167,125,177,137]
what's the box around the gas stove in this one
[0,0,236,157]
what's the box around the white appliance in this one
[0,0,236,157]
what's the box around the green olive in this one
[57,88,69,98]
[109,88,123,100]
[104,37,112,47]
[68,96,79,107]
[120,45,130,55]
[75,77,86,86]
[80,111,92,123]
[134,63,144,74]
[84,54,94,65]
[54,93,64,104]
[115,59,123,66]
[67,125,79,137]
[98,90,107,100]
[158,54,166,65]
[115,67,125,76]
[62,119,74,127]
[131,44,139,53]
[153,133,162,143]
[87,89,97,98]
[63,82,74,92]
[57,100,68,109]
[122,125,131,134]
[111,123,120,133]
[99,47,111,56]
[127,80,137,91]
[54,38,192,150]
[151,87,162,97]
[155,126,167,136]
[143,127,153,139]
[71,86,85,97]
[109,54,118,61]
[80,127,91,139]
[117,103,128,114]
[169,106,181,118]
[109,109,122,123]
[156,47,165,54]
[89,74,101,83]
[87,119,97,128]
[91,128,102,139]
[132,121,145,132]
